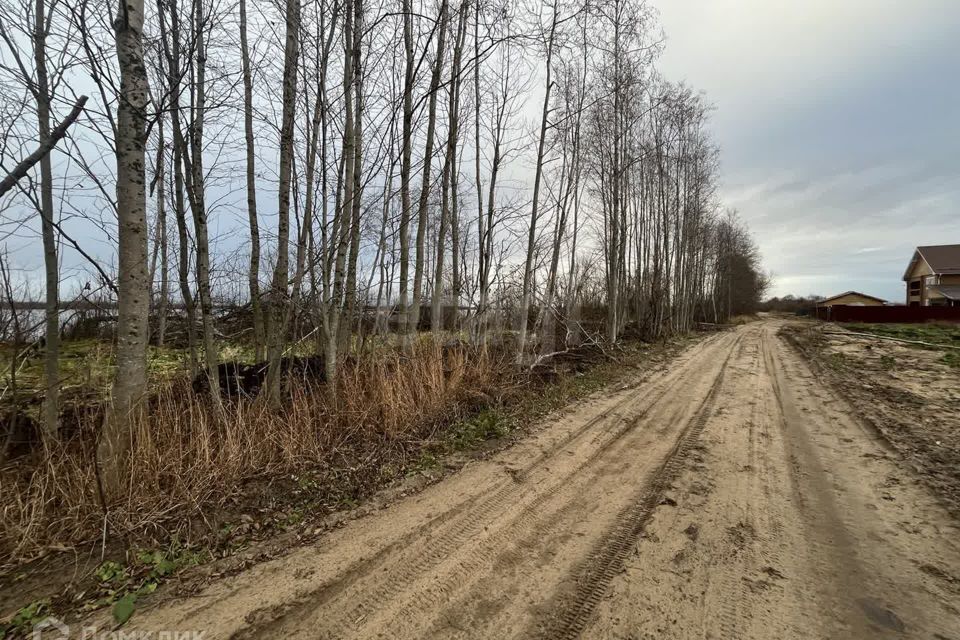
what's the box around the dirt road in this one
[117,320,960,639]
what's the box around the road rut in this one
[116,320,960,639]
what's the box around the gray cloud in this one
[652,0,960,301]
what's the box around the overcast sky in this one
[651,0,960,301]
[5,0,957,305]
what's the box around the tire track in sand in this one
[532,337,737,640]
[234,333,738,639]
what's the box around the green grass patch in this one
[447,408,517,451]
[844,323,960,348]
[0,599,50,638]
[80,543,208,626]
[827,351,849,370]
[0,339,195,399]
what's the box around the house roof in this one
[929,284,960,301]
[903,244,960,280]
[817,291,888,306]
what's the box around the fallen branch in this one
[0,96,89,199]
[823,330,960,351]
[696,322,730,332]
[528,336,605,371]
[528,346,575,371]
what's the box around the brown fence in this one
[815,305,960,323]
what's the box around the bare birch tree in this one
[101,0,150,488]
[263,0,301,403]
[239,0,264,360]
[516,0,560,360]
[431,0,468,334]
[409,0,449,335]
[0,0,73,437]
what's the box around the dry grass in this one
[0,342,508,565]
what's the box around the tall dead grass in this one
[0,342,508,565]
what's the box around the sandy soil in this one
[786,321,960,519]
[80,320,960,639]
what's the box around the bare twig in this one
[0,96,88,198]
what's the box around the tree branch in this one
[0,95,88,198]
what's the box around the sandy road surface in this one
[116,320,960,639]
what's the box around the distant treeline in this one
[758,295,825,315]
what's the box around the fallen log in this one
[696,322,731,332]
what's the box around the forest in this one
[0,0,766,567]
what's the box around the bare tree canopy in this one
[0,0,768,484]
